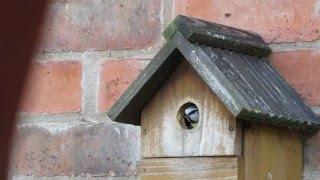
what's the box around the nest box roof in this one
[108,15,320,133]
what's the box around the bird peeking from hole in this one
[183,104,199,129]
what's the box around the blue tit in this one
[183,105,199,129]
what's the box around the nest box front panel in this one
[141,60,242,158]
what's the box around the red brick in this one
[175,0,320,43]
[270,51,320,106]
[11,122,140,176]
[39,0,161,52]
[98,60,149,112]
[19,62,82,114]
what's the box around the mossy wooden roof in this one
[108,15,320,133]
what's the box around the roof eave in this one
[107,37,182,125]
[237,109,320,133]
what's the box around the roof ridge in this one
[163,15,271,58]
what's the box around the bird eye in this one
[177,102,199,129]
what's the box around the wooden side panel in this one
[140,157,238,180]
[141,60,241,157]
[240,123,302,180]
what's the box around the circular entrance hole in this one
[177,102,199,129]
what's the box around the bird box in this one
[108,15,320,180]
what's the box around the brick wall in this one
[11,0,320,179]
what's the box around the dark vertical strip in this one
[0,1,48,178]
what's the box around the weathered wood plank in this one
[240,122,302,180]
[163,15,271,57]
[140,157,238,180]
[141,60,242,157]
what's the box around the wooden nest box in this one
[108,15,320,179]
